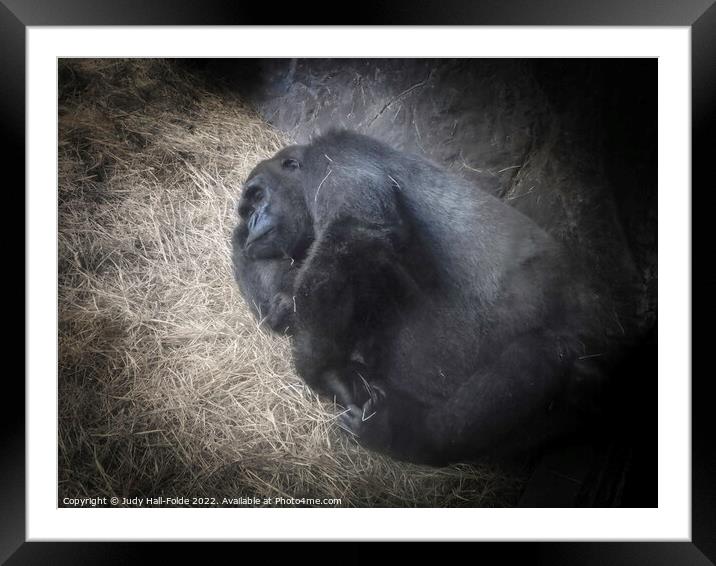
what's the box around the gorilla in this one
[232,130,614,466]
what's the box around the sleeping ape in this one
[231,130,613,465]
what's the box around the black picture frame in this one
[7,1,710,563]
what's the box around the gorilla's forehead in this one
[274,144,305,159]
[245,144,305,182]
[262,144,305,168]
[245,158,274,183]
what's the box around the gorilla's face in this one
[237,145,313,260]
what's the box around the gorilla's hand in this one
[338,378,386,436]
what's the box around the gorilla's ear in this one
[281,157,301,171]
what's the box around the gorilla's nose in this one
[245,202,273,246]
[247,201,266,228]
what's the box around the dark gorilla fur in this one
[232,130,615,466]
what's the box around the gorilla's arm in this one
[290,215,410,406]
[285,145,414,406]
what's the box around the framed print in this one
[6,0,710,563]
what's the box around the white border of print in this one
[27,26,689,540]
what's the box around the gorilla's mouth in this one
[244,225,275,249]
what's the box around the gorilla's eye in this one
[282,158,301,171]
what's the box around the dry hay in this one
[58,59,525,507]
